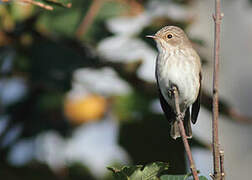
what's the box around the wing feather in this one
[191,72,202,124]
[157,84,176,123]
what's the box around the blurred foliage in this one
[0,0,211,180]
[67,162,97,180]
[0,161,98,180]
[64,94,107,124]
[0,162,60,180]
[119,113,186,174]
[113,91,151,122]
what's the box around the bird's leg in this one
[171,86,191,138]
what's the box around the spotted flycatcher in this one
[147,26,202,139]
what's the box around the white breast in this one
[156,48,200,112]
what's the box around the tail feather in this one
[170,108,192,139]
[184,108,192,138]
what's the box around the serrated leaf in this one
[160,175,208,180]
[108,162,169,180]
[108,166,141,180]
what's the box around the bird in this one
[147,26,202,139]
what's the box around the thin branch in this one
[227,108,252,123]
[212,0,223,179]
[3,0,54,10]
[173,87,199,180]
[46,0,72,8]
[201,91,252,124]
[76,0,104,38]
[23,0,53,10]
[220,150,225,180]
[2,0,73,10]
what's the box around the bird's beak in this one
[146,35,157,39]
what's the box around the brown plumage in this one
[147,26,202,139]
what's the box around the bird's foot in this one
[167,89,173,98]
[186,135,192,139]
[168,85,178,98]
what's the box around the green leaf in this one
[108,162,169,180]
[160,175,208,180]
[108,166,141,180]
[109,163,208,180]
[113,91,152,122]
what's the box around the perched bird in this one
[147,26,202,139]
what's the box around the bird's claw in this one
[168,86,178,98]
[167,89,173,98]
[177,113,184,120]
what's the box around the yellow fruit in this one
[64,94,107,124]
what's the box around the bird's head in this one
[146,26,191,52]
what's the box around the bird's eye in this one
[167,34,173,39]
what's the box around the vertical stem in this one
[212,0,223,179]
[173,87,199,180]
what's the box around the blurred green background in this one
[1,0,252,179]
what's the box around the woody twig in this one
[173,87,199,180]
[211,0,224,179]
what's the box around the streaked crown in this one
[151,26,192,49]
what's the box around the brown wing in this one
[191,72,202,124]
[157,84,176,123]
